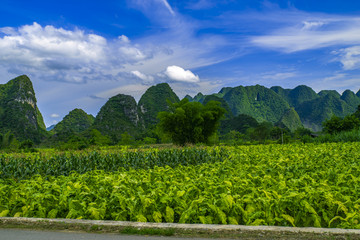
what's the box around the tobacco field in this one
[0,142,360,229]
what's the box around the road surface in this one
[0,228,234,240]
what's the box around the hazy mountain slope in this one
[276,107,303,132]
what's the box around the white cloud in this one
[50,113,60,118]
[161,0,175,16]
[118,35,130,43]
[313,73,360,93]
[0,22,151,83]
[251,13,360,52]
[335,46,360,70]
[262,72,296,80]
[164,65,200,82]
[302,21,325,30]
[131,70,154,82]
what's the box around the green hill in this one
[138,83,179,128]
[271,85,319,107]
[340,90,360,110]
[0,75,46,143]
[270,86,292,103]
[318,90,340,98]
[93,94,143,142]
[296,94,353,131]
[53,108,95,136]
[222,85,290,123]
[192,92,205,103]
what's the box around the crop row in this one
[0,147,227,180]
[1,142,360,228]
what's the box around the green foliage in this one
[1,143,360,229]
[158,99,226,145]
[219,114,259,137]
[203,95,233,119]
[294,127,313,143]
[0,147,227,180]
[353,104,360,119]
[87,129,111,146]
[0,131,15,149]
[58,136,89,150]
[118,132,135,145]
[249,122,273,143]
[323,115,360,134]
[315,129,360,143]
[142,137,157,145]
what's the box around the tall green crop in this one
[0,147,227,180]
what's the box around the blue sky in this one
[0,0,360,126]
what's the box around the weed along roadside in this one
[1,217,360,239]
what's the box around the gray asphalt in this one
[0,229,229,240]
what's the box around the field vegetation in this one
[1,142,360,229]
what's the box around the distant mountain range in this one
[1,75,359,142]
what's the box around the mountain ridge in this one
[1,75,359,143]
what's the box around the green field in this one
[1,142,360,229]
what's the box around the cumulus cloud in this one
[164,65,199,82]
[0,22,151,83]
[50,113,60,118]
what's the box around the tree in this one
[249,122,273,143]
[157,98,226,145]
[323,115,360,134]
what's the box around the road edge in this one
[1,217,360,239]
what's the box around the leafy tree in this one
[220,114,259,135]
[353,104,360,119]
[342,115,360,131]
[87,129,111,146]
[249,122,273,143]
[323,115,360,134]
[295,127,312,137]
[118,132,135,145]
[0,131,14,149]
[157,99,226,145]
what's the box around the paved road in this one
[0,229,232,240]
